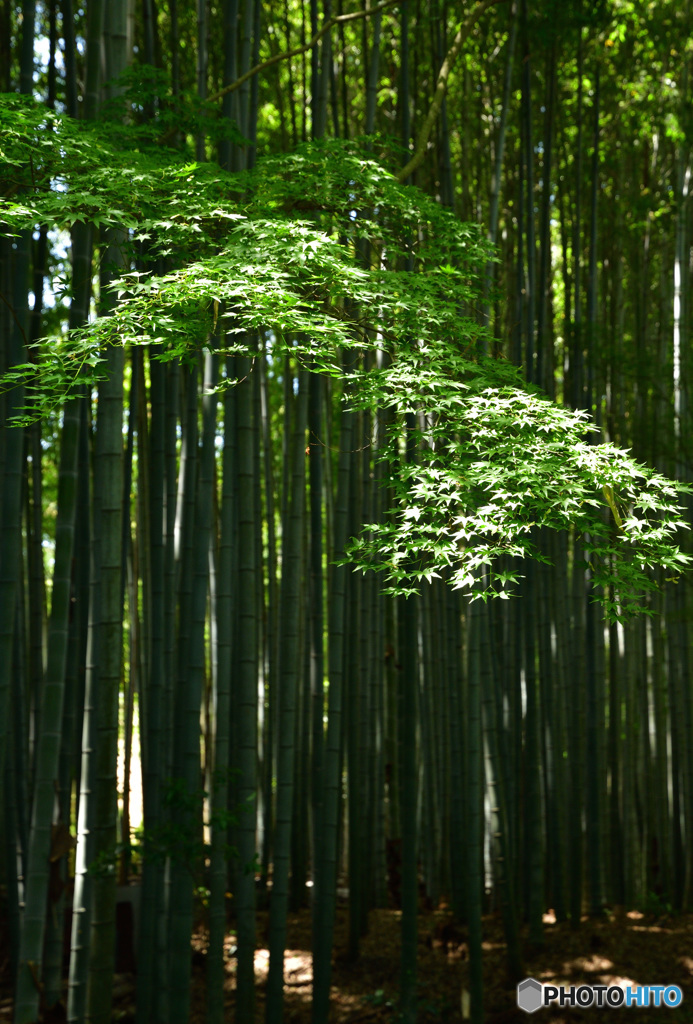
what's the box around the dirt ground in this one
[2,901,693,1022]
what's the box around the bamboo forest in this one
[4,0,693,1021]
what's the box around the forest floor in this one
[2,898,693,1022]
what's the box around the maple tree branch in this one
[207,0,399,105]
[397,0,510,184]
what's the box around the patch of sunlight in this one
[555,970,644,991]
[117,699,143,832]
[284,951,313,986]
[254,949,269,982]
[335,992,366,1010]
[566,955,615,973]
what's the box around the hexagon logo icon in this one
[517,978,543,1014]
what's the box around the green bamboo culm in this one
[312,370,353,1024]
[136,347,167,1024]
[466,598,484,1024]
[266,366,309,1022]
[86,308,125,1024]
[14,391,81,1024]
[235,349,259,1024]
[205,354,237,1024]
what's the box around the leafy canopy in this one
[1,92,689,619]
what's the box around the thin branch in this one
[397,0,509,184]
[207,0,399,105]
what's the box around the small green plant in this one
[89,777,240,879]
[640,890,673,916]
[193,885,211,909]
[417,995,449,1019]
[363,988,395,1013]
